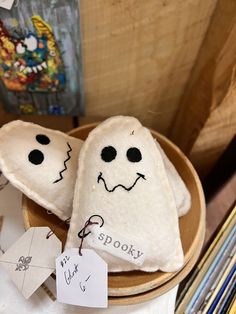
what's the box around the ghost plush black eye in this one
[101,146,117,162]
[28,149,44,165]
[127,147,142,162]
[36,134,50,145]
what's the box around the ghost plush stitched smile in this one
[97,172,146,192]
[53,142,72,184]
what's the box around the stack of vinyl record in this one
[176,204,236,313]
[22,123,206,306]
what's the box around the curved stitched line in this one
[97,172,146,192]
[53,142,72,184]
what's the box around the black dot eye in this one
[101,146,117,162]
[28,149,44,165]
[127,147,142,162]
[36,134,50,145]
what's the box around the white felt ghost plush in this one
[0,120,83,220]
[0,117,191,273]
[66,116,191,272]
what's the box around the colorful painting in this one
[0,16,65,92]
[0,1,83,115]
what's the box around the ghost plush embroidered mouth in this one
[66,116,190,272]
[97,171,146,192]
[0,120,83,220]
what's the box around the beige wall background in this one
[81,0,217,134]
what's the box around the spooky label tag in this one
[0,0,15,10]
[87,225,147,266]
[56,248,108,308]
[0,227,62,299]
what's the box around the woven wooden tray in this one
[22,123,205,299]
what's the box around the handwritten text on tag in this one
[0,0,15,10]
[56,248,108,308]
[88,225,147,266]
[0,227,62,299]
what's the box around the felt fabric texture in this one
[0,121,83,220]
[155,141,191,217]
[66,116,188,272]
[0,173,179,314]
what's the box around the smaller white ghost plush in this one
[66,116,191,272]
[0,120,83,220]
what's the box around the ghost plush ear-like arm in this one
[155,141,191,217]
[0,120,83,220]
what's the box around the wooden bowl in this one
[108,222,205,305]
[23,122,205,298]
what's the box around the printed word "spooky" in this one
[98,233,144,261]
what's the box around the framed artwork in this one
[0,0,83,115]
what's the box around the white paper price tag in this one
[0,0,15,10]
[88,225,147,266]
[0,227,62,299]
[56,248,108,308]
